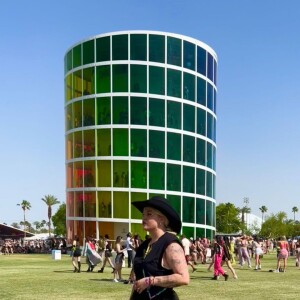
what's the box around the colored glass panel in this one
[131,192,147,219]
[206,199,214,226]
[83,67,95,95]
[167,101,181,129]
[183,135,195,163]
[113,160,128,187]
[66,134,73,160]
[149,130,165,159]
[182,226,194,238]
[167,69,181,98]
[196,138,206,166]
[207,113,214,141]
[167,132,181,161]
[74,192,84,217]
[167,164,181,191]
[183,104,195,132]
[183,41,195,70]
[112,34,128,60]
[197,108,206,136]
[83,160,95,187]
[83,98,95,126]
[96,36,110,62]
[97,97,111,125]
[206,171,213,198]
[149,66,165,95]
[130,65,147,93]
[96,65,111,93]
[98,191,112,218]
[196,168,205,195]
[207,142,213,169]
[66,163,73,188]
[97,129,111,156]
[183,73,195,101]
[196,227,205,238]
[83,129,95,157]
[167,37,181,66]
[183,196,195,223]
[131,129,147,157]
[113,129,128,156]
[130,34,147,61]
[73,101,82,128]
[131,161,147,189]
[66,50,72,72]
[73,44,81,68]
[196,198,205,224]
[197,46,206,76]
[73,70,82,98]
[149,34,165,63]
[207,52,214,82]
[82,39,94,65]
[84,192,96,217]
[197,77,206,106]
[149,162,165,190]
[149,98,165,127]
[97,160,111,187]
[183,166,195,193]
[207,82,213,111]
[74,161,83,188]
[66,104,72,131]
[66,192,74,216]
[65,74,72,101]
[166,195,181,216]
[113,65,128,92]
[113,96,128,124]
[113,192,129,218]
[130,97,147,125]
[74,131,83,158]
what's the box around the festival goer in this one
[98,234,115,273]
[126,232,134,268]
[72,235,82,273]
[221,236,237,279]
[295,238,300,267]
[253,238,263,270]
[212,236,229,281]
[181,234,196,272]
[130,196,189,299]
[113,236,126,282]
[85,237,96,272]
[274,236,289,272]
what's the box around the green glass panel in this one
[206,171,213,198]
[183,41,195,70]
[182,226,194,238]
[66,50,72,72]
[149,130,165,159]
[197,46,206,76]
[196,168,205,195]
[149,66,165,95]
[84,192,96,217]
[213,146,216,171]
[183,166,195,193]
[97,97,111,125]
[73,70,82,98]
[130,65,147,93]
[83,67,95,95]
[207,113,214,141]
[83,98,95,126]
[98,191,112,217]
[212,174,216,199]
[130,34,147,60]
[183,135,195,163]
[183,73,195,101]
[65,74,72,101]
[196,138,205,166]
[197,77,206,106]
[73,44,81,68]
[131,223,144,238]
[113,65,128,92]
[149,98,165,127]
[182,196,195,223]
[96,65,111,93]
[206,229,215,241]
[183,104,195,132]
[167,37,181,66]
[196,227,205,238]
[167,69,181,98]
[149,34,165,63]
[73,101,82,128]
[130,97,147,125]
[167,132,181,161]
[83,160,95,187]
[149,162,165,190]
[196,198,205,224]
[66,105,72,131]
[207,142,213,169]
[74,131,83,158]
[97,129,111,156]
[113,192,129,218]
[131,192,147,219]
[207,53,214,82]
[97,160,111,187]
[197,108,206,136]
[166,195,181,216]
[131,161,147,189]
[131,129,147,157]
[112,34,128,60]
[83,39,94,65]
[113,160,129,187]
[113,96,128,124]
[207,82,213,111]
[96,36,110,62]
[167,164,181,191]
[83,129,95,157]
[113,129,128,156]
[167,101,181,129]
[206,199,213,226]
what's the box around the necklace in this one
[144,243,152,258]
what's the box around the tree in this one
[41,195,60,236]
[17,200,31,238]
[52,203,66,236]
[260,211,289,238]
[11,222,20,229]
[216,202,242,233]
[292,206,299,222]
[239,206,251,234]
[259,206,268,224]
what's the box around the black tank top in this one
[131,232,181,300]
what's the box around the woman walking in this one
[113,236,126,282]
[274,236,289,272]
[72,235,81,273]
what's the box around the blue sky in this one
[1,0,299,224]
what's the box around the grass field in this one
[0,252,299,299]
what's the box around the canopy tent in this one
[0,223,34,239]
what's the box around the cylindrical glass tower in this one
[64,30,217,242]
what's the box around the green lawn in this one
[0,252,299,299]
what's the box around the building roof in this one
[0,223,34,239]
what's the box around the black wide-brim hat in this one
[132,196,182,234]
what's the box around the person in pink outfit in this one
[212,236,229,281]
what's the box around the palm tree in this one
[17,200,31,238]
[259,205,268,224]
[240,206,251,233]
[41,195,60,236]
[292,206,299,222]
